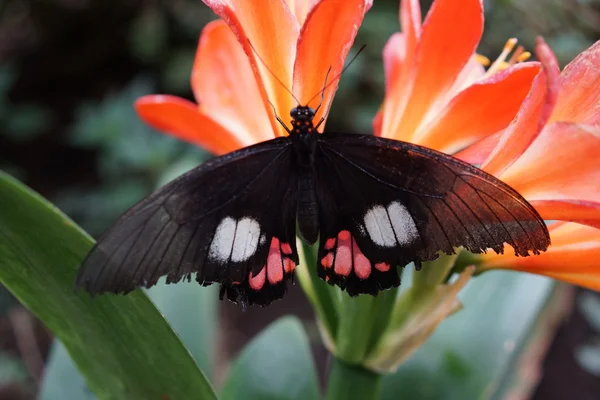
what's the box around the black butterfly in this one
[76,104,550,307]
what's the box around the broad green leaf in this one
[381,271,555,400]
[40,283,219,400]
[0,172,216,400]
[221,316,320,400]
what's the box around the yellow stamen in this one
[484,38,531,78]
[508,45,525,64]
[475,54,491,67]
[517,51,532,63]
[487,38,518,75]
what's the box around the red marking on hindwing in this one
[375,262,391,272]
[352,239,372,279]
[270,237,280,249]
[249,267,266,290]
[338,230,350,240]
[334,231,352,276]
[281,242,292,255]
[284,258,296,273]
[321,252,334,268]
[267,239,284,284]
[324,238,336,250]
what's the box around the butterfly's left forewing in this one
[76,137,299,306]
[314,133,550,296]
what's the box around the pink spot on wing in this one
[249,267,266,290]
[267,239,284,284]
[270,236,280,249]
[334,232,352,276]
[281,242,292,255]
[284,258,296,273]
[352,240,371,280]
[338,230,350,240]
[375,262,391,272]
[321,253,334,268]
[324,238,336,250]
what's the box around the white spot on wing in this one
[364,205,396,247]
[209,217,237,263]
[231,217,261,262]
[388,201,418,245]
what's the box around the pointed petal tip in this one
[134,94,245,155]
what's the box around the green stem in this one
[336,294,377,363]
[325,356,383,400]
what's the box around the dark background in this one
[0,0,599,398]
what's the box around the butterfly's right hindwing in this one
[76,137,299,306]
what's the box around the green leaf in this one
[40,283,219,400]
[221,316,320,400]
[0,172,216,400]
[381,271,556,400]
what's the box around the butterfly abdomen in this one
[291,127,319,244]
[297,175,319,244]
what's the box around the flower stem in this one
[325,356,383,400]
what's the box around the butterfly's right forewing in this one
[313,133,550,296]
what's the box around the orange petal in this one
[550,40,600,125]
[529,200,600,230]
[399,0,421,67]
[500,122,600,203]
[134,95,245,155]
[283,0,320,26]
[191,20,273,145]
[481,222,600,291]
[447,55,486,94]
[372,108,383,136]
[481,38,560,176]
[381,0,484,142]
[454,131,503,164]
[293,0,371,128]
[381,32,406,102]
[416,63,541,153]
[202,0,299,137]
[374,32,406,137]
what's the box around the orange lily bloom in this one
[374,0,542,154]
[376,0,600,289]
[466,41,600,289]
[135,0,372,155]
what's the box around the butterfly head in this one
[289,105,317,136]
[290,106,315,123]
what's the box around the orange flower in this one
[135,0,372,155]
[374,0,542,154]
[466,41,600,289]
[376,0,600,290]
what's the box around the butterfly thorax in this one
[290,106,319,244]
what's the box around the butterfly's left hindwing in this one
[76,137,298,306]
[314,133,550,296]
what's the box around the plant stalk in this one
[325,356,383,400]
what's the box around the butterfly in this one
[76,101,550,307]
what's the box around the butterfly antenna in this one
[247,40,301,105]
[306,44,367,107]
